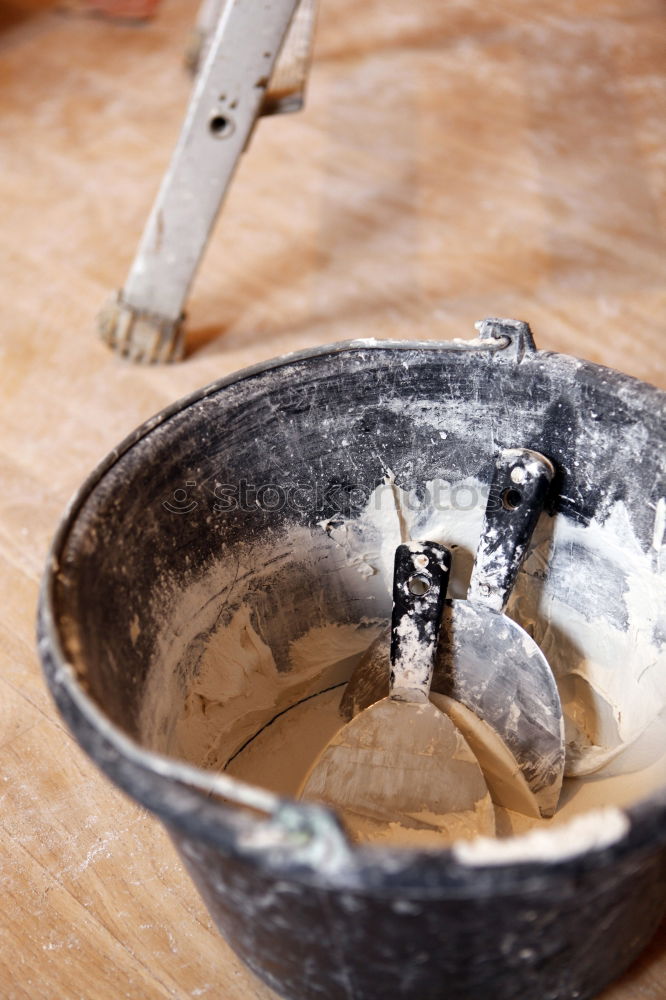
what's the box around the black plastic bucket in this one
[38,319,666,1000]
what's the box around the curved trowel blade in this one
[340,602,565,818]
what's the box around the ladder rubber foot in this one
[98,293,186,364]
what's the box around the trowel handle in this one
[390,541,450,704]
[468,448,554,613]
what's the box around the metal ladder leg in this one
[99,0,316,363]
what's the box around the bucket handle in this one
[474,316,537,362]
[153,751,357,869]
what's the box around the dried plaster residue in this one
[138,525,388,769]
[138,475,666,861]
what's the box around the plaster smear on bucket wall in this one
[139,526,389,769]
[139,474,666,852]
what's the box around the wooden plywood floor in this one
[0,1,664,997]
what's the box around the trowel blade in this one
[340,600,565,818]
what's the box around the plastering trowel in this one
[300,541,496,844]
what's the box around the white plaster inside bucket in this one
[138,475,666,846]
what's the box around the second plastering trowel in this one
[341,448,566,818]
[300,542,495,844]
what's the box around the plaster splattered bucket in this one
[38,319,666,1000]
